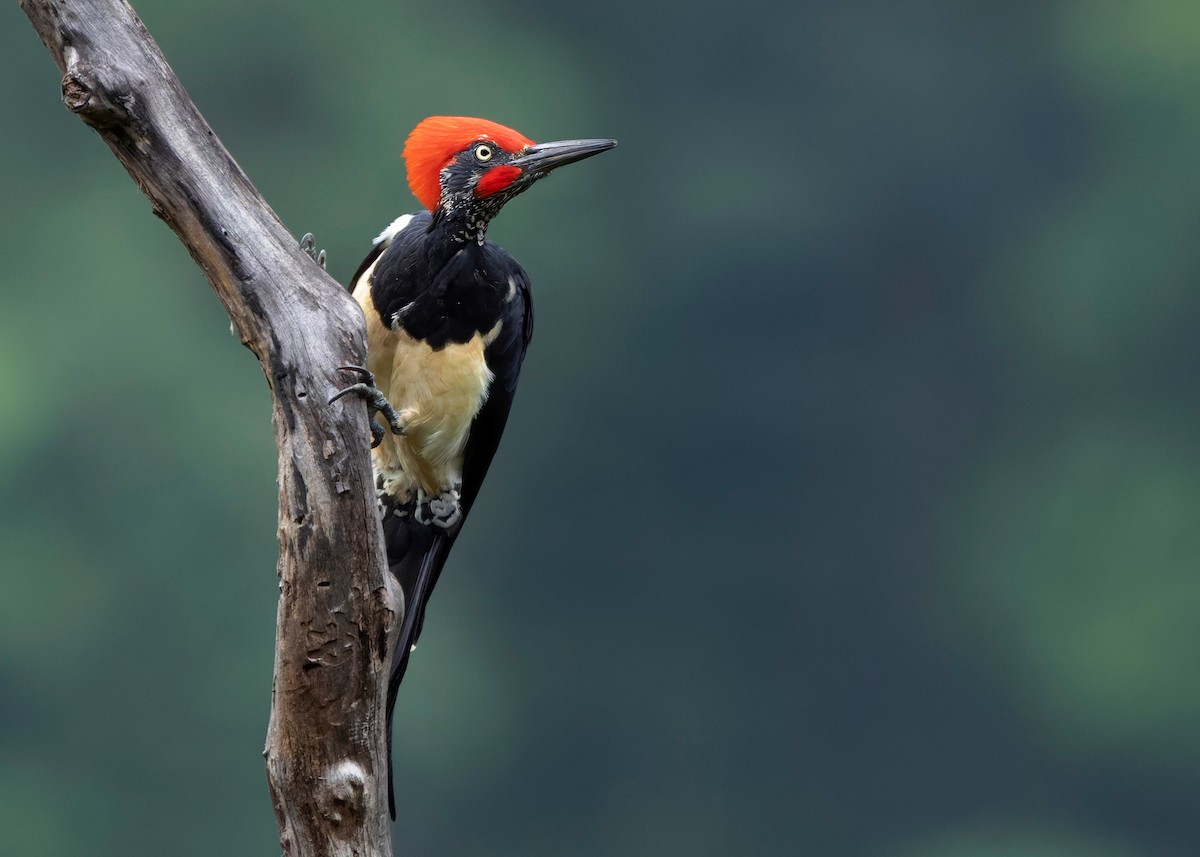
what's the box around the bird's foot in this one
[299,232,327,270]
[330,365,405,448]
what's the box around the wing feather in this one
[372,235,533,819]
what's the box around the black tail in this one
[380,497,455,819]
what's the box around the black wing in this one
[382,244,533,818]
[386,249,533,666]
[349,212,431,294]
[461,246,535,518]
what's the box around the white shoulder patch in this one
[373,213,416,247]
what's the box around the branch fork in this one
[21,1,401,854]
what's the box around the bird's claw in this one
[299,232,327,270]
[330,365,405,447]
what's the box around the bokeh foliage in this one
[3,1,1199,855]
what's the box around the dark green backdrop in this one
[3,2,1199,855]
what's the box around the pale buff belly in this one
[354,277,495,499]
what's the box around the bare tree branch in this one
[19,1,399,853]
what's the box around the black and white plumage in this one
[350,207,533,681]
[348,209,533,819]
[337,116,615,819]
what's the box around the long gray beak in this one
[510,138,617,176]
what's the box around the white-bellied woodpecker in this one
[327,116,615,818]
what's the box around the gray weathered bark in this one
[20,1,399,854]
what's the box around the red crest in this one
[403,116,534,211]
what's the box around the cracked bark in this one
[20,1,400,854]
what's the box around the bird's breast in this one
[355,276,500,496]
[388,325,499,444]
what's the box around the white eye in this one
[474,144,494,162]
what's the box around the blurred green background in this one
[3,1,1200,855]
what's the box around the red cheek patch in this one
[475,164,523,198]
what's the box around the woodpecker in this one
[330,116,615,817]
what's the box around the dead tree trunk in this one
[20,1,400,854]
